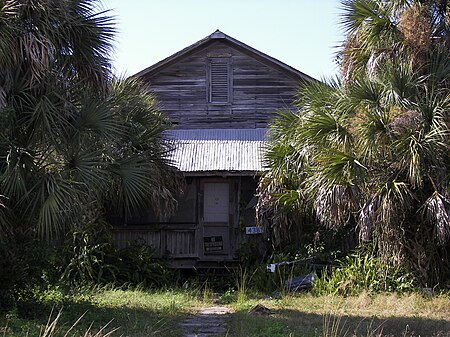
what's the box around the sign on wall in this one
[245,226,263,235]
[204,236,224,252]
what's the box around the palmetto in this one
[0,0,181,241]
[259,0,449,285]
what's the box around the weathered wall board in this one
[137,32,313,129]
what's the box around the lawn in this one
[1,287,205,337]
[228,292,450,337]
[1,287,449,336]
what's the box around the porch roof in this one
[165,128,266,174]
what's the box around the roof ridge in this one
[132,30,316,82]
[210,29,225,39]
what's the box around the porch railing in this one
[113,224,199,259]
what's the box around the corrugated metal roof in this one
[166,129,266,173]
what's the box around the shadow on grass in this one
[228,309,450,337]
[1,297,188,337]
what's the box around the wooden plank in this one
[142,41,303,129]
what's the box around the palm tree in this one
[259,0,450,285]
[105,78,184,223]
[0,0,182,241]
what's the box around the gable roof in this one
[133,30,315,83]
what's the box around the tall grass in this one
[1,286,203,337]
[315,250,415,295]
[322,314,348,337]
[235,266,253,303]
[3,286,449,337]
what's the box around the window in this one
[208,58,231,103]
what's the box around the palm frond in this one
[313,184,360,230]
[302,110,352,149]
[382,60,419,104]
[312,150,367,190]
[109,157,151,215]
[295,79,354,150]
[357,113,391,160]
[428,45,450,88]
[264,111,309,187]
[1,146,35,202]
[109,77,171,154]
[66,146,110,190]
[24,91,74,146]
[109,155,179,219]
[341,0,396,35]
[36,175,83,240]
[341,0,401,48]
[263,142,308,183]
[377,181,414,225]
[421,191,450,245]
[417,86,450,133]
[339,0,404,82]
[0,195,14,242]
[349,77,385,108]
[267,110,302,142]
[49,0,116,92]
[296,78,340,116]
[75,94,125,140]
[357,181,414,262]
[358,194,381,242]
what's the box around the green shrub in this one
[218,288,237,304]
[314,249,416,295]
[60,222,173,288]
[0,230,59,313]
[114,239,173,288]
[13,284,67,319]
[61,221,118,285]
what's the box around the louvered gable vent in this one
[209,59,230,103]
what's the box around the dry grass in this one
[228,292,450,337]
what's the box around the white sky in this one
[102,0,344,80]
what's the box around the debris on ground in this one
[248,304,274,316]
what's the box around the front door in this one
[203,182,230,256]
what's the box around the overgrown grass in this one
[314,251,416,296]
[228,292,450,337]
[1,286,449,337]
[0,286,204,337]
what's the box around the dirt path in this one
[181,306,233,337]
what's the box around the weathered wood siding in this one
[114,225,198,258]
[113,175,261,267]
[141,40,301,129]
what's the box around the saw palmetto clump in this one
[259,0,450,286]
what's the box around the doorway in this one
[202,182,230,255]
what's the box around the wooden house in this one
[113,30,314,268]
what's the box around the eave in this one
[133,30,316,83]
